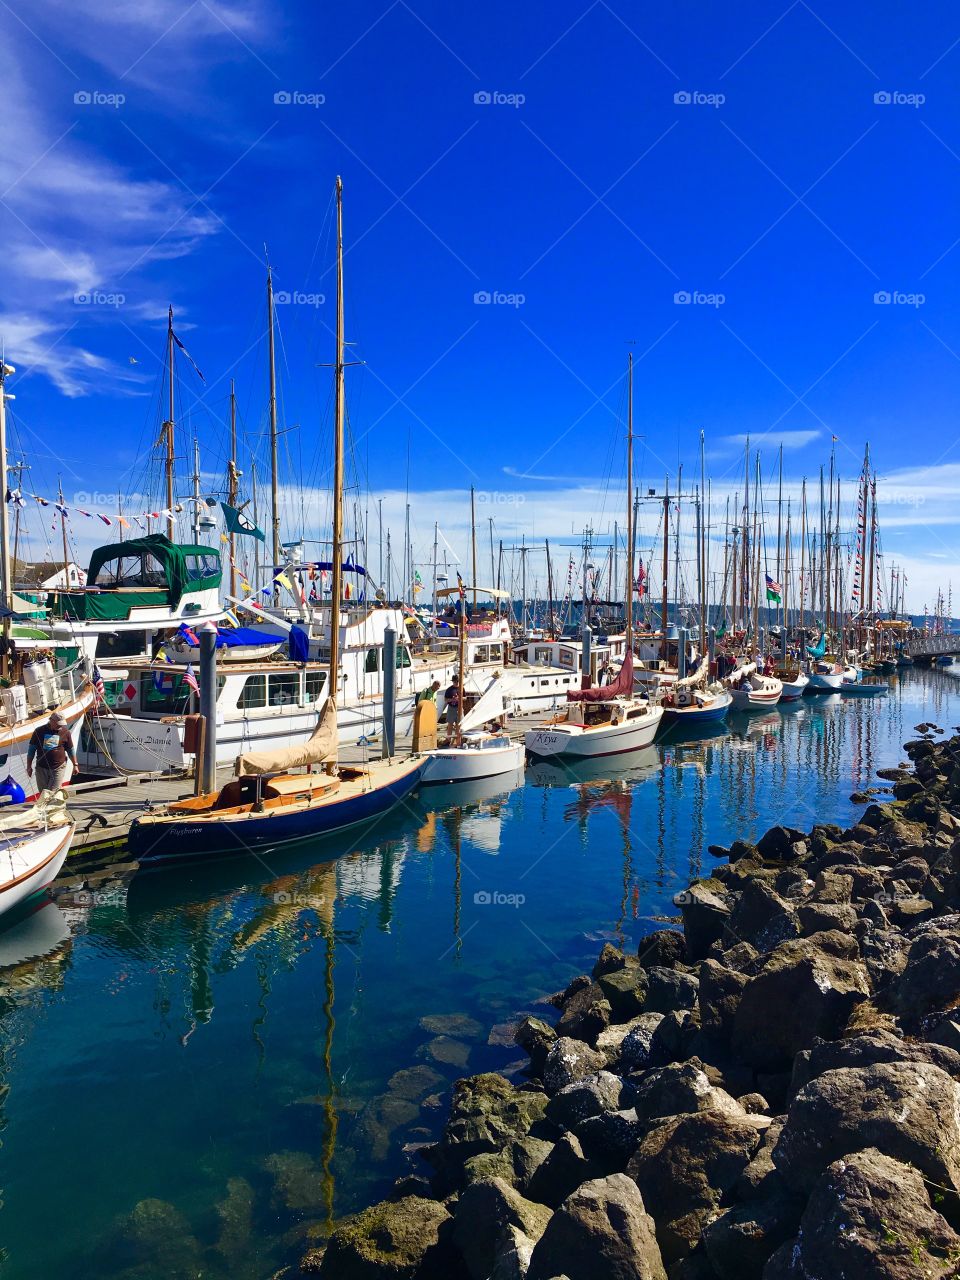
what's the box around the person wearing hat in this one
[26,712,76,794]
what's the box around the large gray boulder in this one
[676,881,732,961]
[768,1147,960,1280]
[724,880,800,952]
[698,959,749,1042]
[526,1131,607,1208]
[543,1038,607,1095]
[452,1177,552,1280]
[628,1110,762,1263]
[426,1074,552,1193]
[527,1174,667,1280]
[773,1061,960,1195]
[318,1195,451,1278]
[545,1071,630,1130]
[731,931,870,1068]
[702,1192,801,1280]
[789,1028,960,1095]
[890,926,960,1024]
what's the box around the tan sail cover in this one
[676,657,708,689]
[0,788,70,830]
[235,700,338,776]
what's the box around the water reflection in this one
[0,669,957,1279]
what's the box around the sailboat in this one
[0,791,75,919]
[524,355,663,760]
[128,178,425,866]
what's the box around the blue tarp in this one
[180,627,274,649]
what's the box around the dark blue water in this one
[1,668,957,1279]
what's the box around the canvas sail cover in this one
[676,657,708,688]
[235,700,338,776]
[567,647,634,702]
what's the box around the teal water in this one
[1,668,958,1278]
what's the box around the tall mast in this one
[328,177,346,711]
[660,474,669,659]
[799,478,807,642]
[267,265,281,590]
[58,475,69,584]
[488,517,495,598]
[699,430,706,646]
[431,520,438,637]
[228,379,238,599]
[470,486,478,611]
[0,360,14,657]
[166,305,176,539]
[625,353,633,646]
[825,445,835,640]
[742,440,750,631]
[191,437,201,542]
[866,445,876,626]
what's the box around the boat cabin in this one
[512,634,627,685]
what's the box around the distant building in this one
[14,561,86,590]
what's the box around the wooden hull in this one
[660,692,732,724]
[778,673,810,701]
[129,757,425,866]
[806,670,844,692]
[0,825,74,917]
[420,741,525,784]
[524,707,663,759]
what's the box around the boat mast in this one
[58,476,69,584]
[431,520,438,637]
[799,478,807,645]
[328,178,346,723]
[699,430,706,652]
[660,474,669,659]
[470,485,477,611]
[825,445,835,643]
[166,306,176,539]
[191,437,202,542]
[866,446,876,640]
[625,353,633,647]
[0,359,14,658]
[266,265,281,598]
[228,379,238,599]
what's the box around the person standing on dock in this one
[26,712,76,793]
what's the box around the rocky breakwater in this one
[302,726,960,1280]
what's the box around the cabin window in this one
[268,673,300,707]
[140,672,224,712]
[534,647,552,665]
[559,650,575,668]
[396,645,411,669]
[94,553,166,588]
[473,645,488,663]
[487,644,502,664]
[306,671,327,702]
[239,674,266,710]
[365,648,379,674]
[184,553,220,581]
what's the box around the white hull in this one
[524,706,663,759]
[420,740,525,784]
[2,686,95,799]
[807,671,843,691]
[0,825,74,917]
[778,672,810,701]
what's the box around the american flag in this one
[456,572,465,600]
[765,573,782,595]
[636,559,647,599]
[182,665,200,696]
[92,664,105,703]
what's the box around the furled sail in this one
[567,647,634,703]
[235,699,338,776]
[676,657,708,689]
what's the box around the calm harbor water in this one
[2,667,959,1278]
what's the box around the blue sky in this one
[2,1,960,609]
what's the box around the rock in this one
[112,1198,201,1279]
[462,1135,555,1195]
[596,1014,654,1061]
[420,1013,484,1039]
[543,1038,607,1094]
[616,1014,665,1072]
[319,1196,451,1278]
[676,881,732,961]
[890,926,960,1024]
[790,1028,960,1095]
[593,942,629,977]
[546,1071,630,1130]
[736,1122,784,1200]
[358,1094,421,1161]
[702,1193,801,1280]
[628,1111,762,1263]
[773,1061,960,1196]
[527,1131,607,1208]
[515,1016,558,1076]
[264,1150,328,1211]
[643,966,699,1015]
[597,965,649,1020]
[387,1065,446,1101]
[645,1009,701,1069]
[527,1174,667,1280]
[724,881,800,952]
[555,981,612,1044]
[489,1224,537,1280]
[427,1074,552,1194]
[636,928,687,969]
[810,869,853,904]
[796,901,858,935]
[632,1059,749,1126]
[731,932,870,1069]
[737,1093,769,1115]
[452,1177,552,1280]
[575,1107,645,1164]
[419,1036,472,1069]
[857,923,909,988]
[214,1177,254,1271]
[697,959,749,1042]
[776,1147,960,1280]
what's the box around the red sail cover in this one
[567,647,634,702]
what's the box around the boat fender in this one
[0,775,25,806]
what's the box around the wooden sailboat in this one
[524,355,663,759]
[128,177,424,866]
[0,791,75,919]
